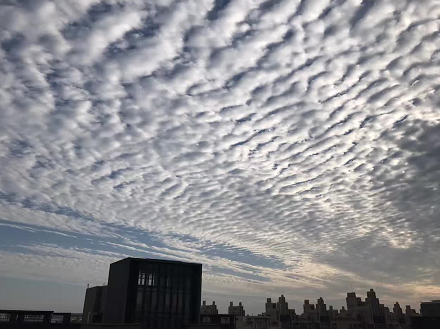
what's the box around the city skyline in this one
[1,0,440,316]
[4,256,438,329]
[79,257,437,329]
[200,291,423,316]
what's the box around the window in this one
[138,271,146,285]
[70,314,82,323]
[147,272,155,286]
[0,314,9,322]
[24,315,44,322]
[221,317,230,324]
[202,317,211,323]
[51,315,64,323]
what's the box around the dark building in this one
[412,316,440,329]
[83,258,202,329]
[228,302,245,316]
[201,301,218,315]
[346,292,363,310]
[82,286,107,324]
[0,310,80,329]
[420,300,440,317]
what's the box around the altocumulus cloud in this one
[1,0,440,313]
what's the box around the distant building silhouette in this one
[264,298,278,326]
[277,295,289,316]
[82,257,202,329]
[420,300,440,317]
[303,299,315,314]
[405,305,417,316]
[346,291,363,310]
[228,302,245,316]
[250,290,424,329]
[201,301,218,315]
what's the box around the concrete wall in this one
[102,259,131,324]
[82,286,107,324]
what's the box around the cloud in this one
[1,0,440,314]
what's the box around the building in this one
[82,286,107,324]
[196,314,235,329]
[411,316,440,329]
[0,310,53,327]
[346,292,363,310]
[201,314,235,328]
[335,316,362,329]
[83,257,202,329]
[343,289,389,329]
[0,310,80,329]
[405,305,417,316]
[263,298,278,327]
[420,300,440,316]
[263,290,418,329]
[201,301,218,315]
[237,316,273,329]
[277,296,288,316]
[236,315,270,329]
[228,302,245,316]
[302,300,315,314]
[316,297,327,315]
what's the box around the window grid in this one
[134,263,198,329]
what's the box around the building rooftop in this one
[0,310,54,314]
[111,257,202,266]
[421,300,440,304]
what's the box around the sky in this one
[0,0,440,316]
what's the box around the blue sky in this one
[1,0,440,315]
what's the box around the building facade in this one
[199,314,235,329]
[83,257,202,329]
[0,310,81,329]
[420,300,440,317]
[82,286,107,324]
[201,301,219,315]
[228,302,245,316]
